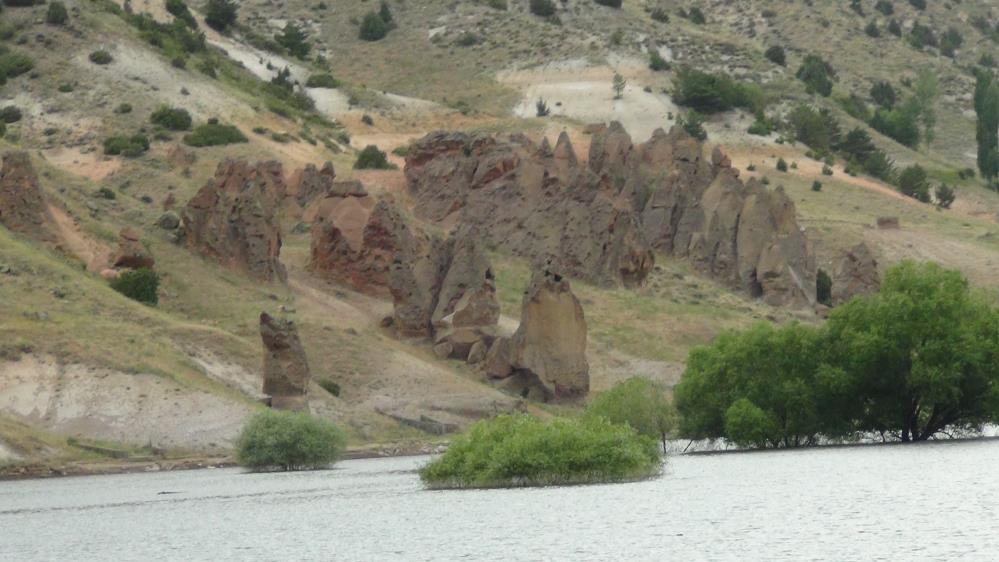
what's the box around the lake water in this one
[2,440,998,561]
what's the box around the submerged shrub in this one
[419,413,662,488]
[110,267,159,305]
[183,122,248,146]
[236,410,346,471]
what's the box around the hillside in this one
[2,0,999,470]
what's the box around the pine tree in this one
[975,71,999,181]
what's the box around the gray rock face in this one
[405,123,817,306]
[260,312,311,411]
[0,151,54,243]
[182,159,287,282]
[831,242,881,306]
[286,162,336,217]
[485,263,589,401]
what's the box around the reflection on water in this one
[2,440,998,561]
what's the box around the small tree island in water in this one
[418,413,662,489]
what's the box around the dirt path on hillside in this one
[42,148,120,183]
[47,206,111,272]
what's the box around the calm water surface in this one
[2,440,998,561]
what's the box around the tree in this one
[354,145,394,169]
[935,183,955,209]
[649,50,669,71]
[529,0,555,17]
[764,45,785,66]
[204,0,238,32]
[825,261,999,442]
[671,67,764,114]
[165,0,197,29]
[974,71,999,181]
[897,164,930,202]
[587,377,676,452]
[110,268,159,305]
[674,323,840,448]
[865,21,880,38]
[678,111,707,141]
[870,81,896,109]
[236,410,346,471]
[275,23,310,59]
[535,97,550,117]
[816,269,832,305]
[612,72,626,99]
[359,11,390,41]
[913,70,938,148]
[796,54,835,97]
[378,0,393,24]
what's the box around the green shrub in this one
[649,50,669,71]
[354,144,395,169]
[89,50,114,65]
[586,377,675,451]
[361,114,374,126]
[672,67,764,113]
[46,1,68,25]
[535,97,550,117]
[0,49,34,84]
[0,106,22,123]
[684,6,706,24]
[418,413,662,489]
[306,73,339,88]
[649,8,669,23]
[235,410,346,471]
[908,21,937,50]
[935,183,955,209]
[103,134,150,157]
[0,122,5,138]
[764,45,785,66]
[874,0,893,15]
[150,106,193,131]
[869,102,920,148]
[359,11,390,41]
[796,54,835,97]
[486,0,507,9]
[940,27,963,58]
[115,103,133,114]
[455,31,479,47]
[788,105,841,153]
[821,165,833,176]
[897,164,930,202]
[204,0,238,32]
[747,116,772,136]
[678,111,707,141]
[908,0,925,9]
[865,21,880,38]
[317,379,340,396]
[811,180,823,192]
[887,19,902,37]
[110,267,159,305]
[530,0,555,17]
[165,0,197,29]
[870,81,896,109]
[183,122,248,147]
[776,157,788,172]
[95,186,117,200]
[593,0,622,8]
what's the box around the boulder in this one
[112,226,154,270]
[157,211,180,231]
[0,151,54,242]
[485,263,589,401]
[182,159,287,282]
[259,312,311,411]
[831,242,881,306]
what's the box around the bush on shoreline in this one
[586,377,676,452]
[419,414,661,489]
[236,410,346,471]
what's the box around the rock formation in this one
[404,128,654,288]
[831,242,881,306]
[259,312,311,411]
[0,151,54,242]
[286,161,336,218]
[404,123,817,306]
[112,226,154,270]
[182,159,287,282]
[485,263,589,401]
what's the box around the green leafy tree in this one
[165,0,197,29]
[359,11,390,41]
[236,410,346,471]
[870,81,896,109]
[275,23,310,59]
[612,72,627,99]
[586,377,676,452]
[825,261,999,441]
[796,54,835,97]
[913,70,938,148]
[935,183,955,209]
[975,71,999,181]
[150,106,192,131]
[46,1,68,25]
[816,269,832,305]
[897,164,931,202]
[204,0,238,32]
[354,145,394,169]
[671,67,765,114]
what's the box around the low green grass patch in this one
[419,413,662,489]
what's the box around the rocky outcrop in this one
[831,242,880,306]
[404,123,816,306]
[112,226,154,270]
[286,161,336,218]
[0,152,54,242]
[259,312,311,411]
[182,159,287,282]
[404,129,654,288]
[310,197,417,295]
[485,263,589,401]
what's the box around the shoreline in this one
[0,441,447,482]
